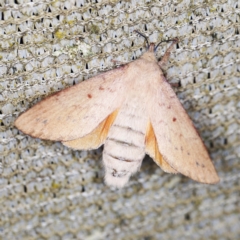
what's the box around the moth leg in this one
[158,38,178,68]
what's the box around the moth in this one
[15,31,219,188]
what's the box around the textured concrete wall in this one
[0,0,239,239]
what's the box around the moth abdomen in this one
[103,101,147,188]
[103,151,142,188]
[103,135,145,185]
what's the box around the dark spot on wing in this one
[72,104,80,110]
[196,161,200,166]
[173,117,177,122]
[117,64,128,71]
[99,86,104,90]
[167,105,171,109]
[107,87,115,93]
[42,120,48,125]
[175,147,178,150]
[201,164,205,168]
[181,146,183,151]
[187,152,190,155]
[87,94,92,98]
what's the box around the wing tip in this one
[189,169,220,185]
[15,116,50,140]
[14,116,29,135]
[15,112,36,135]
[201,174,220,185]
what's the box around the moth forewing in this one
[14,67,128,142]
[148,79,219,184]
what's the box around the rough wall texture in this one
[0,0,240,239]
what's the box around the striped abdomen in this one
[103,98,148,188]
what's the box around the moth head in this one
[141,44,158,62]
[134,30,178,62]
[148,43,155,52]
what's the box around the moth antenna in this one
[154,38,179,52]
[158,38,179,67]
[134,30,150,49]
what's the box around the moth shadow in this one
[140,155,159,175]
